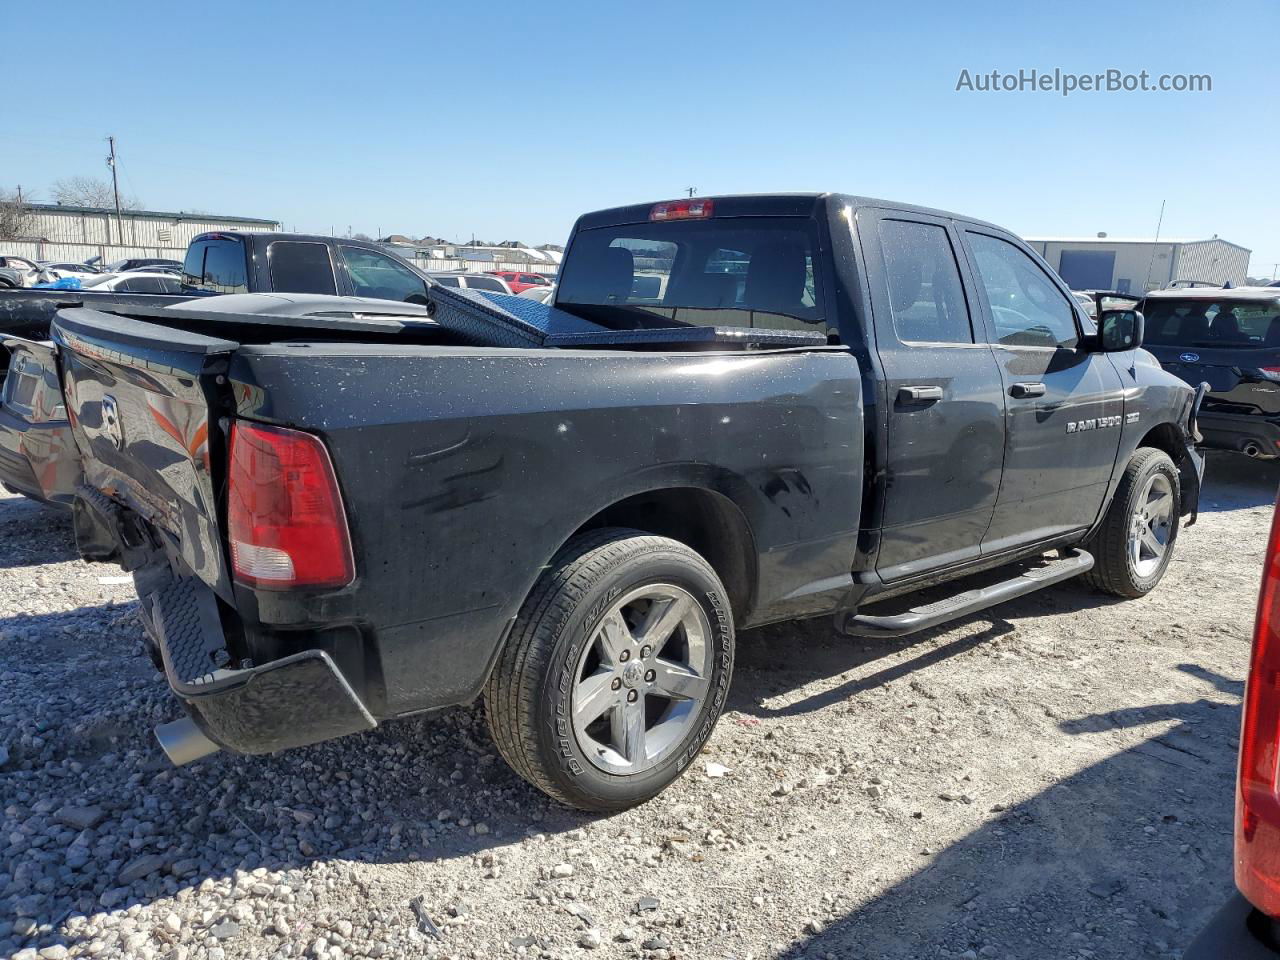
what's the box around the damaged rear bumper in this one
[135,564,377,755]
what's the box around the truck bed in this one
[53,294,863,726]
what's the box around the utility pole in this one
[686,186,697,197]
[15,185,22,204]
[106,136,124,245]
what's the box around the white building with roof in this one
[20,202,279,247]
[1024,234,1251,293]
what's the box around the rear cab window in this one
[268,241,337,295]
[556,216,826,333]
[1143,297,1280,348]
[183,237,248,294]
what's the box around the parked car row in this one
[0,253,187,289]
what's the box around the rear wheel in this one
[1085,447,1181,598]
[485,528,734,811]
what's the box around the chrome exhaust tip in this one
[1243,442,1263,459]
[154,717,221,766]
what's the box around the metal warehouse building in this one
[1025,234,1251,294]
[20,203,280,248]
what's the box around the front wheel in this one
[485,528,734,811]
[1084,447,1181,598]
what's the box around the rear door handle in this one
[1009,382,1046,399]
[897,385,944,404]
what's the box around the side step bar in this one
[841,549,1094,639]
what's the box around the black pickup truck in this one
[49,193,1204,810]
[0,232,435,504]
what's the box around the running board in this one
[841,549,1094,638]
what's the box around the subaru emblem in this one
[1179,352,1200,363]
[101,395,124,450]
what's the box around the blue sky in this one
[5,0,1277,273]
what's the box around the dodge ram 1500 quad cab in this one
[49,193,1205,810]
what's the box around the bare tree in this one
[0,187,33,239]
[51,176,143,210]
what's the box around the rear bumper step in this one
[841,549,1095,638]
[137,564,377,757]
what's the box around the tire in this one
[484,528,735,811]
[1084,447,1181,598]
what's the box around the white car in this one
[426,272,514,294]
[38,262,102,284]
[78,271,184,294]
[0,255,41,288]
[519,282,556,304]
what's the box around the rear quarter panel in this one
[229,344,864,714]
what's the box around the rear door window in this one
[877,220,973,344]
[119,276,178,294]
[464,276,506,292]
[340,246,429,304]
[268,241,337,295]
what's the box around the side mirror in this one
[1097,309,1144,351]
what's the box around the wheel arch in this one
[560,485,758,625]
[1137,422,1199,515]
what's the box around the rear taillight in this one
[227,422,354,590]
[650,199,714,221]
[1237,496,1280,914]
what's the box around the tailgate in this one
[52,305,239,599]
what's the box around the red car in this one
[1187,496,1280,957]
[486,270,553,294]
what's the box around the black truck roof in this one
[573,192,1009,234]
[188,231,394,254]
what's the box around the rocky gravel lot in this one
[1,452,1275,960]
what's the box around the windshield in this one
[1143,297,1280,348]
[557,216,826,332]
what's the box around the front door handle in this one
[1009,382,1046,399]
[897,385,944,404]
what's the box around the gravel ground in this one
[1,452,1275,960]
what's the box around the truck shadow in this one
[768,664,1241,959]
[0,493,77,568]
[733,575,1125,721]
